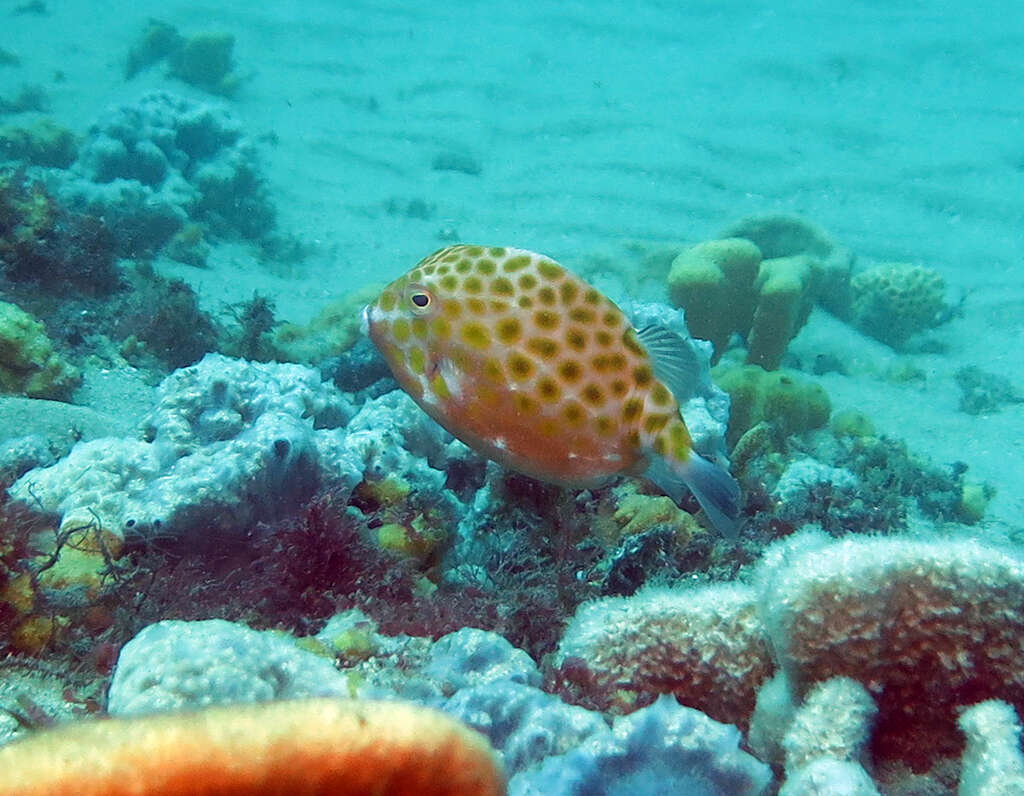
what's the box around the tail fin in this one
[645,451,741,538]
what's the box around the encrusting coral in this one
[0,698,506,796]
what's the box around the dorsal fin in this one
[635,324,701,403]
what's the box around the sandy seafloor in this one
[2,0,1022,530]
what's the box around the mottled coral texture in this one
[556,582,773,728]
[559,529,1024,772]
[760,532,1024,769]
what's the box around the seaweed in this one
[0,169,119,296]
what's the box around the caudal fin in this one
[645,451,741,538]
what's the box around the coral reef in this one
[320,336,394,396]
[555,583,773,727]
[0,301,80,400]
[107,618,349,715]
[273,283,386,365]
[447,680,608,777]
[126,20,241,95]
[0,84,48,115]
[0,698,505,796]
[608,483,700,544]
[9,354,357,537]
[768,457,866,533]
[219,292,278,361]
[954,365,1023,415]
[743,425,981,535]
[720,212,855,319]
[849,263,948,348]
[0,119,77,168]
[509,695,770,796]
[124,19,183,79]
[627,300,731,460]
[666,237,761,359]
[60,91,275,257]
[168,32,240,96]
[0,434,53,486]
[101,617,768,794]
[756,530,1024,770]
[780,677,878,793]
[555,528,1024,777]
[111,264,219,369]
[746,254,821,370]
[423,627,542,694]
[668,220,844,370]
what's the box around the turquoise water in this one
[0,1,1022,793]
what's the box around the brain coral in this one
[850,263,947,348]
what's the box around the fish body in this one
[364,245,740,536]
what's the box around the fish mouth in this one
[360,304,372,336]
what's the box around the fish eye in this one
[406,285,435,315]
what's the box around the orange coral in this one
[0,698,505,796]
[757,532,1024,770]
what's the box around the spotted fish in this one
[363,245,740,536]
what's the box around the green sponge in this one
[0,301,80,401]
[667,237,761,356]
[748,255,819,370]
[713,363,831,447]
[668,238,820,370]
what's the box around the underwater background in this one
[0,0,1022,793]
